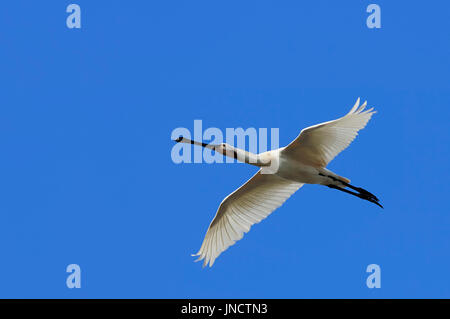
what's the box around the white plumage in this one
[193,172,303,267]
[283,98,374,168]
[175,98,380,267]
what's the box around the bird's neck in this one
[225,147,271,167]
[174,137,271,167]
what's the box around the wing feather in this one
[282,98,376,167]
[193,171,303,267]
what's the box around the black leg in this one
[320,173,380,202]
[339,181,379,202]
[327,184,383,209]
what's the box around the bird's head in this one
[216,143,238,158]
[217,142,228,152]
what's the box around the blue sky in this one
[0,1,449,298]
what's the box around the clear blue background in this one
[0,1,449,298]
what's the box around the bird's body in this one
[174,98,381,267]
[274,151,328,184]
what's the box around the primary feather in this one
[193,171,303,267]
[282,98,376,167]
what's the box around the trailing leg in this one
[319,172,380,203]
[327,184,383,208]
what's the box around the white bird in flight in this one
[174,98,381,267]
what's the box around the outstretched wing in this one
[282,98,376,168]
[193,171,303,267]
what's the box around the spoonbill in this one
[174,98,381,267]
